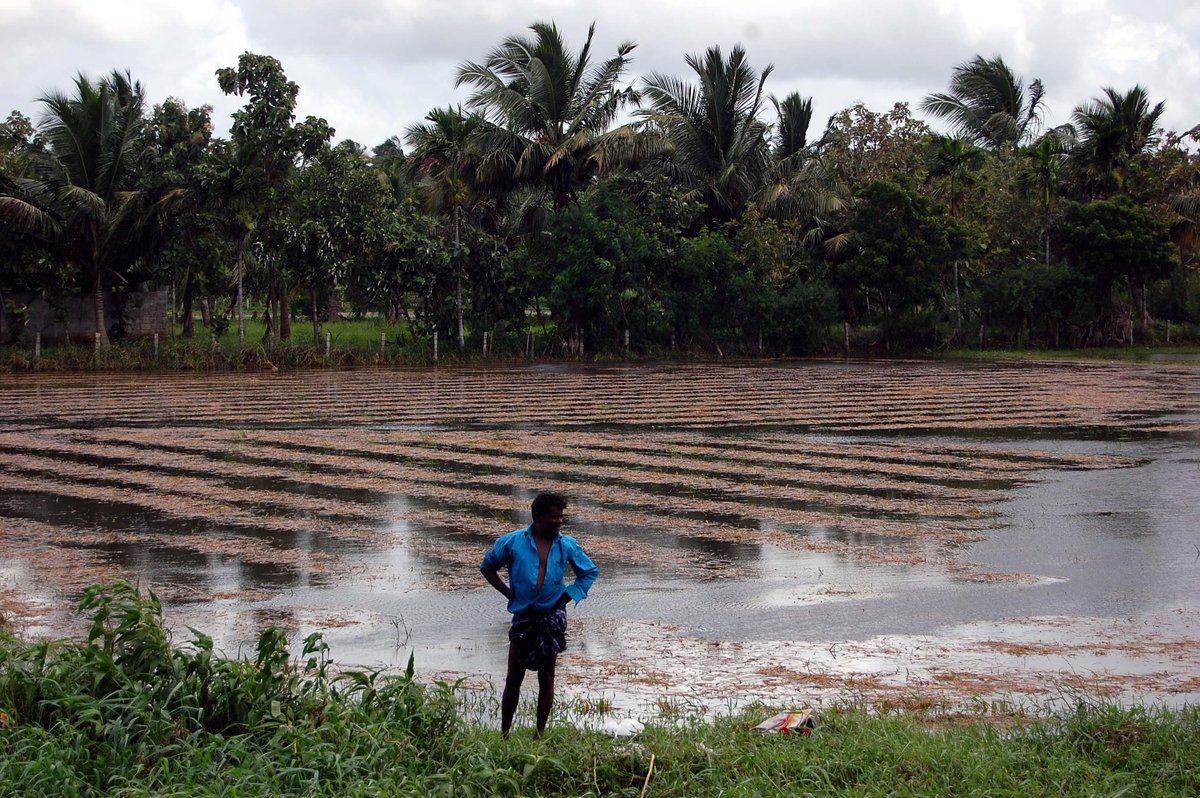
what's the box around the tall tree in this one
[757,93,847,233]
[1058,196,1176,340]
[405,106,491,347]
[0,71,156,346]
[921,55,1045,150]
[0,111,43,338]
[279,141,390,343]
[455,21,644,211]
[771,93,814,162]
[371,136,410,203]
[215,53,332,344]
[925,135,984,337]
[640,45,775,223]
[838,179,965,350]
[1018,131,1070,265]
[818,102,932,256]
[1069,85,1165,198]
[139,98,218,339]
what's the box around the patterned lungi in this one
[510,606,567,671]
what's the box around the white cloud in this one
[1,0,1196,148]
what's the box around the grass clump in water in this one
[1,580,1198,796]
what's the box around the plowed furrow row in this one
[0,515,346,582]
[0,444,729,580]
[221,429,989,523]
[57,425,984,526]
[1,362,1193,431]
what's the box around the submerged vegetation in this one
[1,581,1197,797]
[2,23,1199,366]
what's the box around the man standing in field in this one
[480,492,599,738]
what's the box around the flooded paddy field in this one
[1,359,1198,716]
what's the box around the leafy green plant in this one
[2,581,1198,796]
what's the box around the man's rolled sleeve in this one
[480,534,512,571]
[565,543,599,603]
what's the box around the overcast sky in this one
[2,0,1197,152]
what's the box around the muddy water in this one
[1,360,1198,715]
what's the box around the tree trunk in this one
[279,279,291,340]
[953,261,961,340]
[262,281,274,343]
[1140,281,1149,334]
[454,206,464,350]
[236,235,246,346]
[1044,198,1052,267]
[327,280,338,323]
[311,288,320,344]
[269,270,279,340]
[181,268,196,338]
[92,272,110,347]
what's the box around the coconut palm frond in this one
[0,194,58,235]
[921,55,1044,149]
[454,20,638,211]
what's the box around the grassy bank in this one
[942,343,1200,363]
[5,331,1200,374]
[4,312,1200,373]
[1,582,1197,797]
[0,318,444,372]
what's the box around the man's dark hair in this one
[531,492,567,519]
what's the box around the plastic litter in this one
[754,709,815,735]
[600,717,646,737]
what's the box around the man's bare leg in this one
[535,656,556,738]
[501,642,525,738]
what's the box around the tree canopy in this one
[1,25,1196,355]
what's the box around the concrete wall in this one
[1,289,168,343]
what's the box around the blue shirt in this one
[480,526,599,615]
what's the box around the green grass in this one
[0,316,461,372]
[4,311,1200,372]
[2,581,1197,797]
[940,344,1200,363]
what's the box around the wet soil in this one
[1,359,1198,716]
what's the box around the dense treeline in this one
[1,22,1197,356]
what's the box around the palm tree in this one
[925,135,984,336]
[1165,126,1200,269]
[406,107,489,215]
[921,55,1045,150]
[1018,129,1072,264]
[925,135,984,218]
[757,93,847,238]
[455,21,646,210]
[639,44,775,222]
[1069,85,1165,197]
[371,136,410,203]
[0,70,152,346]
[405,106,492,347]
[771,93,814,162]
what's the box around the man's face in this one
[535,508,565,535]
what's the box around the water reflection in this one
[2,364,1198,708]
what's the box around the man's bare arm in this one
[480,567,512,600]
